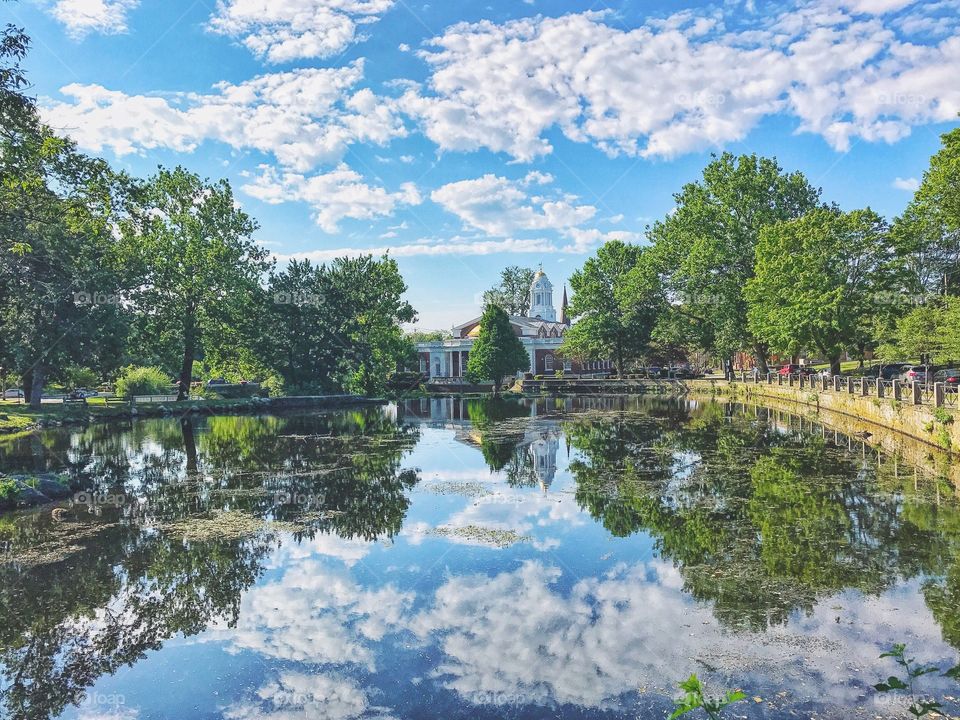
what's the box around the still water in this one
[1,396,959,720]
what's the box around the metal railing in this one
[742,371,958,410]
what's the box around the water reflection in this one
[0,398,959,719]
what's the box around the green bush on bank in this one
[114,366,171,398]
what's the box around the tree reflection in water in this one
[568,401,960,635]
[0,407,420,720]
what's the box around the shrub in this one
[261,374,284,397]
[114,366,171,398]
[0,477,18,502]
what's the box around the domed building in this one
[416,270,613,381]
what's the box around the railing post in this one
[788,374,794,387]
[935,382,946,408]
[741,371,747,383]
[833,375,841,392]
[911,381,922,406]
[861,380,869,397]
[877,381,885,399]
[892,380,902,401]
[778,373,783,386]
[847,377,854,394]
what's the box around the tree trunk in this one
[181,418,198,474]
[493,375,502,397]
[177,314,196,402]
[22,368,33,405]
[752,344,769,375]
[29,364,45,409]
[830,355,842,376]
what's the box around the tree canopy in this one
[482,266,535,316]
[746,207,893,373]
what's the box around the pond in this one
[1,396,959,720]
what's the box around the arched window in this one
[545,354,554,371]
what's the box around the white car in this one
[2,388,24,399]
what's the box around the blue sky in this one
[6,0,960,329]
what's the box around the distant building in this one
[416,270,613,379]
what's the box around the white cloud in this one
[243,164,421,232]
[43,61,405,172]
[893,176,920,191]
[275,236,558,261]
[428,171,631,254]
[401,6,960,160]
[208,0,395,63]
[430,172,596,236]
[49,0,139,38]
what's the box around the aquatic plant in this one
[874,643,960,717]
[670,674,746,720]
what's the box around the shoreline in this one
[0,394,385,440]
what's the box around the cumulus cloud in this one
[208,0,395,63]
[893,176,920,191]
[427,171,635,254]
[430,172,596,236]
[43,61,405,172]
[49,0,139,38]
[243,164,421,232]
[401,6,960,160]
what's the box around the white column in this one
[528,346,536,374]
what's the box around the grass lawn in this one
[808,359,921,374]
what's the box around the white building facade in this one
[416,270,612,379]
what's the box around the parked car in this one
[206,377,228,386]
[778,364,815,376]
[900,365,934,383]
[2,388,24,399]
[934,369,960,387]
[867,363,909,380]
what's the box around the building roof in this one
[453,315,567,339]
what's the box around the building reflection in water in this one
[398,397,571,490]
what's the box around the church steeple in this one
[560,285,569,326]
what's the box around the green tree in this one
[911,126,960,295]
[482,266,535,316]
[646,153,821,373]
[746,208,892,374]
[0,91,128,405]
[262,259,336,392]
[323,254,417,396]
[560,240,657,375]
[119,167,271,401]
[876,301,948,363]
[466,304,528,394]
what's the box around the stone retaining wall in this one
[687,379,959,454]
